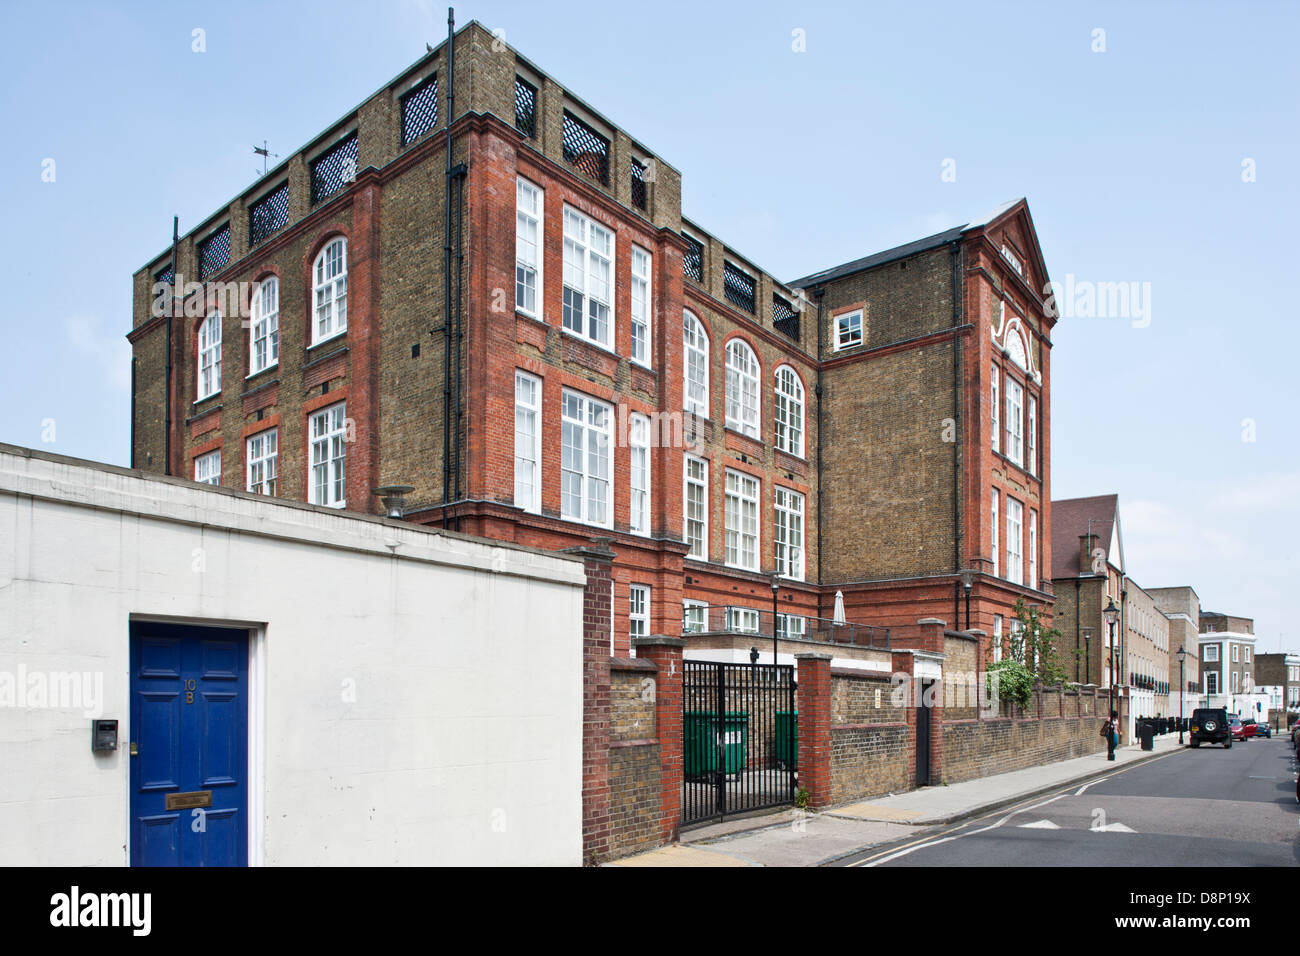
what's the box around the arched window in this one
[313,237,348,344]
[683,310,709,417]
[197,311,222,399]
[250,277,279,374]
[725,339,760,438]
[773,365,804,457]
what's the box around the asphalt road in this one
[837,736,1300,867]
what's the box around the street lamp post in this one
[770,573,781,669]
[1103,597,1121,761]
[959,569,975,631]
[1176,645,1187,745]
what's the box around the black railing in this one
[514,76,537,138]
[772,294,799,342]
[723,261,756,314]
[311,132,358,206]
[197,225,230,281]
[682,233,704,282]
[631,159,647,210]
[562,111,609,185]
[400,74,439,147]
[249,182,289,247]
[683,604,890,650]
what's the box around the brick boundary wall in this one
[607,658,662,858]
[563,540,615,864]
[940,685,1127,785]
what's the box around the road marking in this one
[1019,820,1060,829]
[845,748,1186,867]
[1092,822,1135,833]
[856,794,1065,867]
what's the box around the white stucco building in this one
[0,445,586,866]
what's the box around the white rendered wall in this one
[0,447,586,866]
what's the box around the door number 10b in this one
[184,678,196,704]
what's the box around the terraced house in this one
[128,21,1058,658]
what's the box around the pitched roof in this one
[1051,494,1119,580]
[787,225,966,288]
[787,197,1038,290]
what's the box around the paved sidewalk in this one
[609,735,1187,867]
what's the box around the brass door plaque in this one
[165,790,213,811]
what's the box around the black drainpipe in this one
[950,238,963,626]
[440,7,456,528]
[813,289,825,608]
[452,148,466,528]
[1075,578,1082,683]
[129,357,136,469]
[164,216,178,475]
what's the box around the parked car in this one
[1244,719,1271,739]
[1229,714,1251,741]
[1189,707,1232,748]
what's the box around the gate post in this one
[562,539,615,865]
[794,653,833,809]
[634,635,685,846]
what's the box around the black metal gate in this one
[682,660,797,826]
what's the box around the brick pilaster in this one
[892,650,916,788]
[562,539,615,864]
[634,635,685,846]
[794,653,832,808]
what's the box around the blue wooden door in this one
[129,622,249,866]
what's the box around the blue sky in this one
[1,0,1296,649]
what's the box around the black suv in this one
[1190,707,1232,748]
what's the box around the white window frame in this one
[992,615,1003,663]
[1028,508,1038,590]
[1027,393,1037,477]
[249,278,279,375]
[1243,646,1251,663]
[1005,497,1023,586]
[194,449,221,485]
[991,363,1000,453]
[1231,670,1240,694]
[514,370,542,514]
[560,389,613,529]
[777,613,806,641]
[629,584,650,644]
[725,338,760,438]
[630,246,652,367]
[1005,376,1023,467]
[1204,644,1219,662]
[561,206,614,350]
[312,237,348,344]
[834,309,863,351]
[1231,644,1239,663]
[683,600,708,634]
[683,310,709,417]
[991,489,999,578]
[515,178,542,318]
[1205,671,1218,695]
[629,413,651,536]
[774,487,805,581]
[246,429,278,496]
[726,607,760,634]
[309,402,348,508]
[773,365,804,458]
[684,455,708,559]
[198,311,222,400]
[724,469,760,571]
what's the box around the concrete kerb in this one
[673,741,1186,849]
[822,744,1184,829]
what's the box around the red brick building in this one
[128,22,1058,658]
